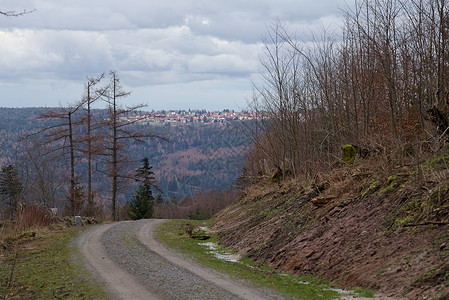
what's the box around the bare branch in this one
[0,9,35,17]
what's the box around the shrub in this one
[341,145,357,164]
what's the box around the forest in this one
[1,0,448,223]
[0,104,250,220]
[242,0,449,180]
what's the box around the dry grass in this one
[212,145,449,299]
[153,190,240,219]
[0,207,106,299]
[1,203,56,258]
[16,203,52,230]
[0,205,50,293]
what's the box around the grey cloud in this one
[0,29,114,82]
[3,0,348,40]
[0,0,349,109]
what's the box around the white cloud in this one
[0,26,262,84]
[0,29,114,82]
[0,0,349,109]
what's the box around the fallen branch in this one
[403,221,449,227]
[311,195,338,207]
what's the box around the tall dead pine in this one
[103,71,166,220]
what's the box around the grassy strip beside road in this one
[155,219,373,300]
[0,226,107,299]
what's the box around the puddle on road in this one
[199,242,241,262]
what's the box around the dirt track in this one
[78,222,162,299]
[78,219,277,300]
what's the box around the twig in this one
[438,126,449,142]
[0,9,35,17]
[6,245,18,293]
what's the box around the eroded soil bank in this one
[212,159,449,299]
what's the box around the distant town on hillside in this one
[127,109,262,125]
[0,107,252,202]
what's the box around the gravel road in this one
[78,219,279,300]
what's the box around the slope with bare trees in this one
[243,0,449,180]
[213,1,449,298]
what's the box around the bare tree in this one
[27,103,85,215]
[80,74,107,215]
[402,0,449,135]
[22,141,66,208]
[245,0,449,180]
[104,71,166,220]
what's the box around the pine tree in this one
[155,194,164,204]
[127,184,154,220]
[0,165,23,218]
[127,158,155,220]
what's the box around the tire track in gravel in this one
[136,219,277,300]
[79,220,278,300]
[78,222,162,300]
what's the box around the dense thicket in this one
[245,0,449,178]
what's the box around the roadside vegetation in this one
[212,151,449,299]
[0,214,106,299]
[155,219,373,299]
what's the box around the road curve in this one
[78,222,162,300]
[136,219,276,300]
[78,220,278,300]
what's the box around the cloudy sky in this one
[0,1,348,111]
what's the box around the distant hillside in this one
[0,107,251,201]
[0,107,48,166]
[126,121,249,199]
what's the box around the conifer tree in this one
[0,165,23,218]
[127,158,155,220]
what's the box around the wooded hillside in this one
[0,107,250,217]
[213,1,449,298]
